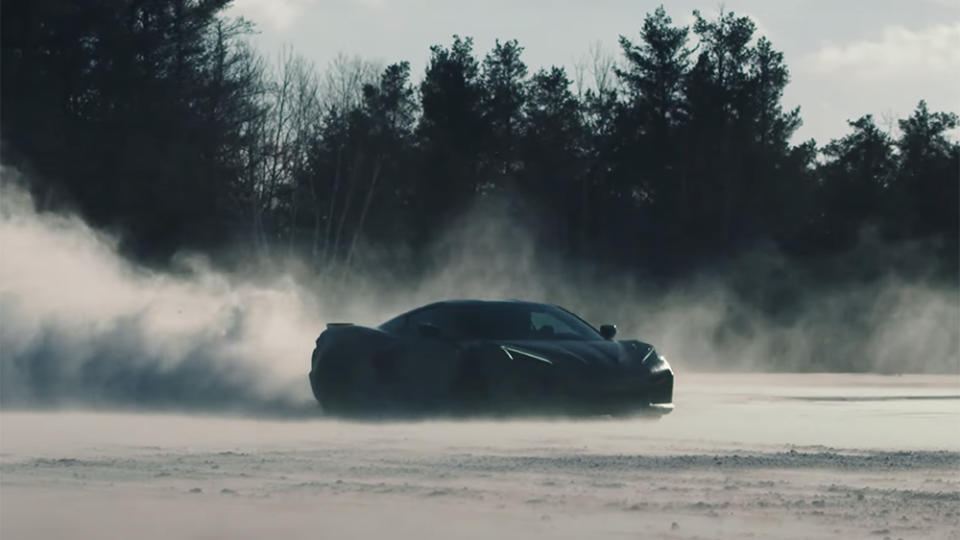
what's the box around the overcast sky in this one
[226,0,959,145]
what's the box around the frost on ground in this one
[1,373,959,540]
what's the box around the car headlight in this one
[641,347,669,372]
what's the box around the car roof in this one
[409,299,549,313]
[388,299,557,322]
[378,299,601,335]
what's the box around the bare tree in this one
[323,53,382,113]
[285,54,322,256]
[319,53,381,269]
[247,47,327,258]
[574,41,618,97]
[344,154,383,270]
[589,41,618,95]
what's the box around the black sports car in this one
[309,300,674,416]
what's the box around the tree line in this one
[2,1,957,283]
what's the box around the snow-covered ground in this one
[1,373,958,540]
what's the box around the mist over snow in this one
[0,168,321,414]
[0,166,956,415]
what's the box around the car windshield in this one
[395,303,605,341]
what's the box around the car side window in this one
[530,311,578,339]
[404,307,449,336]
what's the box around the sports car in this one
[309,299,673,416]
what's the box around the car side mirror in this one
[418,322,444,339]
[599,324,617,340]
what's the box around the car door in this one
[387,308,463,407]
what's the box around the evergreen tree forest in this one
[3,1,958,286]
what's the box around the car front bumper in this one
[552,369,674,413]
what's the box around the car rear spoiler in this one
[326,322,354,329]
